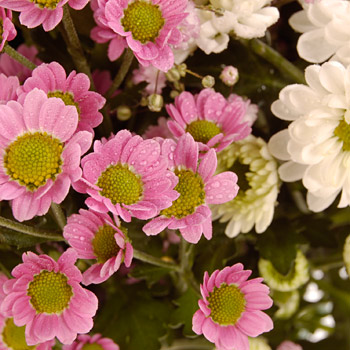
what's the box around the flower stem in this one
[50,203,67,230]
[61,5,95,89]
[2,43,37,71]
[243,38,306,84]
[0,215,64,241]
[133,249,181,272]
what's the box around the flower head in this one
[74,130,179,222]
[0,74,19,104]
[277,340,303,350]
[0,88,92,221]
[64,209,133,285]
[192,263,273,350]
[18,62,105,137]
[142,116,174,140]
[220,66,239,87]
[166,89,252,153]
[63,334,120,350]
[0,249,98,345]
[0,7,16,51]
[132,65,166,95]
[91,0,188,71]
[143,133,239,244]
[0,0,89,31]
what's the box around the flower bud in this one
[148,94,164,112]
[220,65,239,86]
[202,75,215,88]
[116,105,132,121]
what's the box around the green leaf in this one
[129,264,171,287]
[0,227,48,249]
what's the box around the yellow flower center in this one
[92,224,120,263]
[186,120,222,144]
[27,270,73,314]
[334,118,350,151]
[30,0,60,9]
[82,344,104,350]
[97,163,143,205]
[3,132,63,191]
[121,0,165,44]
[2,318,35,350]
[207,283,246,326]
[47,91,81,119]
[161,169,205,219]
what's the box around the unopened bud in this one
[202,75,215,88]
[148,94,164,112]
[170,90,179,99]
[177,63,187,77]
[116,105,132,121]
[140,96,148,106]
[166,67,181,82]
[220,65,239,86]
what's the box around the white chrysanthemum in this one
[343,234,350,276]
[212,135,279,238]
[289,0,350,64]
[249,337,272,350]
[269,61,350,212]
[273,290,300,319]
[259,250,310,292]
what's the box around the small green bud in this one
[116,105,132,121]
[148,94,164,112]
[202,75,215,88]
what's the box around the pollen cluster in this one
[4,132,63,191]
[207,283,246,326]
[161,169,205,219]
[27,270,73,314]
[97,163,143,205]
[186,120,222,144]
[30,0,60,9]
[48,90,81,118]
[2,318,34,350]
[334,118,350,151]
[92,224,119,263]
[121,0,165,44]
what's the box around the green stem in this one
[133,249,181,272]
[2,44,37,71]
[61,5,95,88]
[0,216,64,241]
[243,38,306,84]
[50,203,67,230]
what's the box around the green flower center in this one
[2,318,35,350]
[207,283,246,326]
[121,0,165,44]
[334,118,350,151]
[47,91,81,119]
[186,120,222,144]
[30,0,60,9]
[82,344,104,350]
[92,224,120,263]
[161,169,205,219]
[27,270,73,314]
[4,132,63,191]
[97,163,143,205]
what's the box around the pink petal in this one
[205,172,238,204]
[143,216,172,236]
[197,149,217,183]
[192,309,206,335]
[174,133,198,172]
[202,317,218,343]
[237,310,274,337]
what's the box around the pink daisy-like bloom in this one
[143,133,239,244]
[166,89,252,153]
[0,73,19,104]
[0,249,98,345]
[0,7,16,51]
[73,129,179,222]
[63,208,133,285]
[142,116,174,140]
[132,65,166,95]
[0,88,92,222]
[0,0,89,32]
[63,333,119,350]
[192,264,274,350]
[0,44,42,82]
[277,341,303,350]
[91,0,188,71]
[17,62,105,137]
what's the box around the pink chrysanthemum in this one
[142,116,173,140]
[91,0,188,71]
[0,7,16,51]
[63,334,119,350]
[0,73,19,104]
[132,65,166,95]
[0,0,89,31]
[192,264,274,350]
[166,89,252,153]
[143,133,239,244]
[0,44,42,82]
[73,129,179,222]
[0,88,92,222]
[63,209,133,285]
[17,62,105,137]
[0,249,98,345]
[277,341,303,350]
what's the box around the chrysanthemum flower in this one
[166,89,252,153]
[0,249,98,345]
[142,117,173,140]
[0,73,19,104]
[63,209,133,285]
[90,0,188,71]
[268,61,350,212]
[0,7,16,51]
[211,135,279,238]
[73,130,179,222]
[132,65,166,95]
[143,133,239,244]
[277,340,303,350]
[192,264,273,350]
[0,0,89,31]
[17,62,105,136]
[62,333,120,350]
[0,88,92,222]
